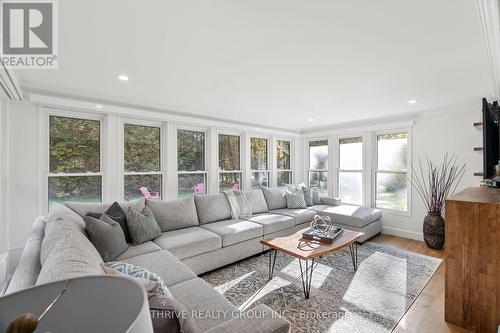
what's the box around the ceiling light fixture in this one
[308,118,314,122]
[118,75,129,81]
[95,104,103,109]
[408,99,418,104]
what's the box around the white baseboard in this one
[382,227,424,241]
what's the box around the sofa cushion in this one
[146,198,199,232]
[194,194,232,224]
[126,207,162,245]
[308,205,382,228]
[169,278,237,331]
[121,250,196,287]
[42,209,88,265]
[243,189,268,214]
[84,214,128,261]
[270,208,316,226]
[200,219,263,247]
[261,187,287,210]
[46,203,86,235]
[65,198,145,218]
[114,241,162,261]
[244,213,294,234]
[153,227,222,260]
[204,304,291,333]
[36,219,104,285]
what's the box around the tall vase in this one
[423,212,445,250]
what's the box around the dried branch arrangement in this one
[407,154,466,214]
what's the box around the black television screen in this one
[483,98,499,179]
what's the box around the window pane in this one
[277,140,290,170]
[309,140,328,170]
[219,172,242,192]
[277,171,292,187]
[178,130,205,171]
[178,173,206,198]
[251,138,268,170]
[339,137,363,170]
[309,171,328,194]
[339,172,362,205]
[124,124,160,172]
[48,176,101,209]
[376,172,408,211]
[49,116,100,173]
[252,171,269,188]
[377,133,408,170]
[124,174,162,201]
[219,134,240,171]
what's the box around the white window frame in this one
[373,128,412,216]
[217,130,243,192]
[120,118,165,200]
[176,125,209,195]
[250,135,271,188]
[276,138,293,186]
[335,134,365,206]
[44,108,105,210]
[307,137,329,196]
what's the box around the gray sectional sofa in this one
[2,187,382,332]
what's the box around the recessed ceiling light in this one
[408,99,418,104]
[95,104,103,109]
[308,118,314,122]
[118,74,129,81]
[255,128,260,131]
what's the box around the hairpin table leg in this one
[268,249,277,279]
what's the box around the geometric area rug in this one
[201,242,442,333]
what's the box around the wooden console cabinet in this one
[445,187,500,332]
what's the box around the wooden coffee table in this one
[261,228,363,299]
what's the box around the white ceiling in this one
[18,0,495,131]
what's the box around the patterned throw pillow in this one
[285,190,307,209]
[126,206,162,245]
[103,261,172,297]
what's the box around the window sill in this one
[378,208,412,217]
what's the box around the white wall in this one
[382,106,482,239]
[303,104,482,240]
[0,98,9,288]
[7,101,40,250]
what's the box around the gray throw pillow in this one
[311,187,321,205]
[148,290,200,333]
[302,187,314,206]
[126,206,162,245]
[285,190,307,209]
[84,214,128,262]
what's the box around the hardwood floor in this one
[369,234,471,333]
